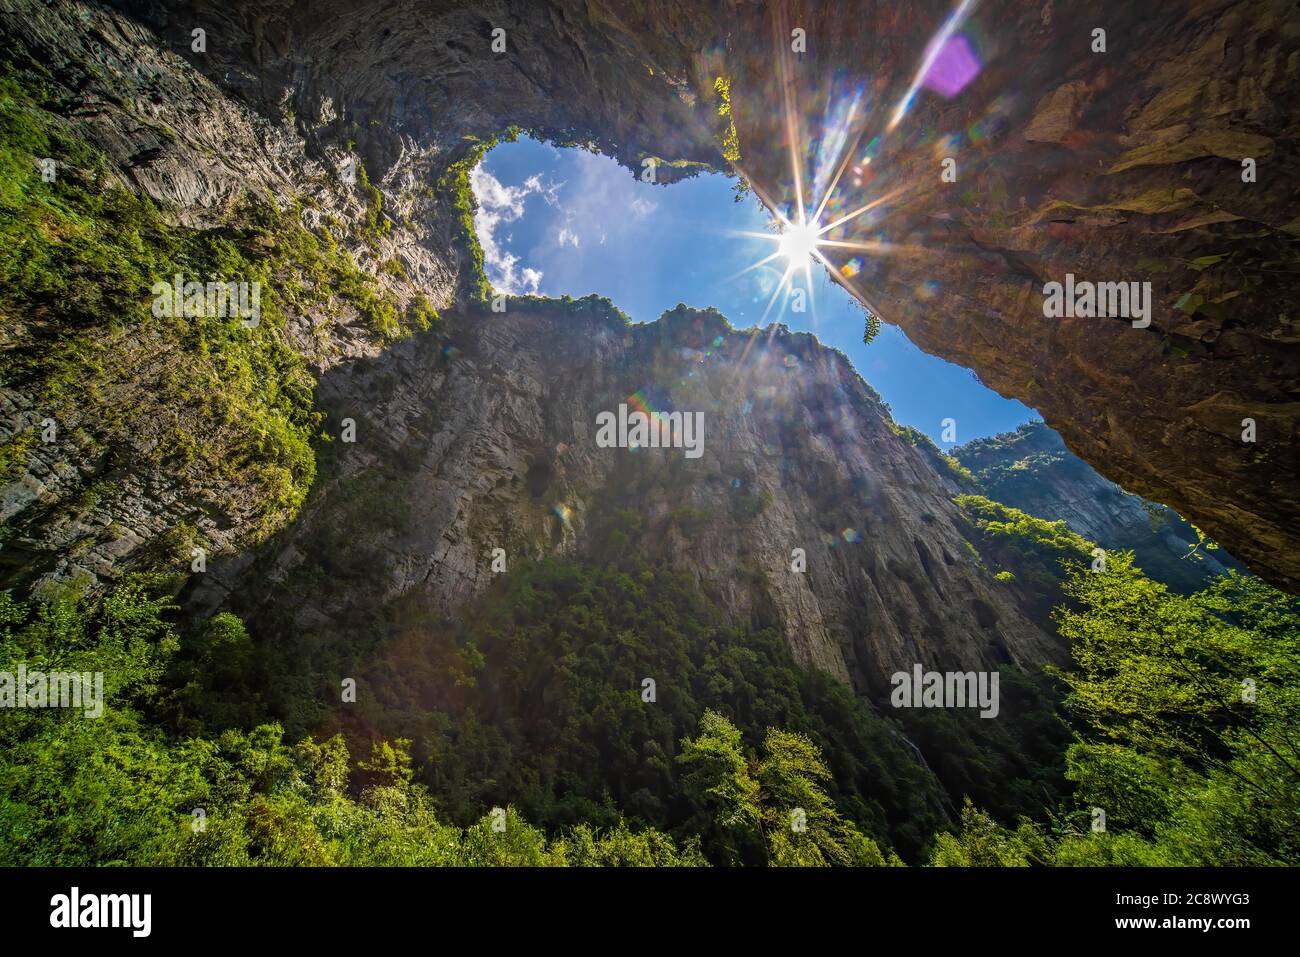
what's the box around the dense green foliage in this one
[890,666,1072,827]
[678,710,896,866]
[1054,556,1300,864]
[162,484,1087,865]
[10,544,1293,867]
[200,529,952,861]
[933,555,1300,866]
[0,573,899,867]
[956,493,1093,619]
[0,579,707,865]
[957,494,1093,564]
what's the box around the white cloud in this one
[469,164,545,294]
[629,195,657,219]
[468,145,667,301]
[541,181,565,206]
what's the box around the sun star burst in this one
[730,0,981,333]
[777,221,819,267]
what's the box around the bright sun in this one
[727,0,980,329]
[777,222,819,266]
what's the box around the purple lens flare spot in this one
[922,35,981,99]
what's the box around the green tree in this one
[759,728,888,866]
[929,801,1046,866]
[1053,556,1300,864]
[677,710,763,865]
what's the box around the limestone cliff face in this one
[954,421,1247,593]
[88,0,1297,591]
[190,303,1063,697]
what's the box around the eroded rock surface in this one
[190,303,1064,697]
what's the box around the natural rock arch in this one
[38,0,1300,589]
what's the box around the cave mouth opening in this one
[469,134,1038,448]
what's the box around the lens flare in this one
[922,34,981,98]
[731,0,983,336]
[889,0,980,130]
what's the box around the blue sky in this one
[471,135,1036,446]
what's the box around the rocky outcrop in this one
[80,0,1295,591]
[0,0,462,592]
[954,421,1246,593]
[190,303,1064,696]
